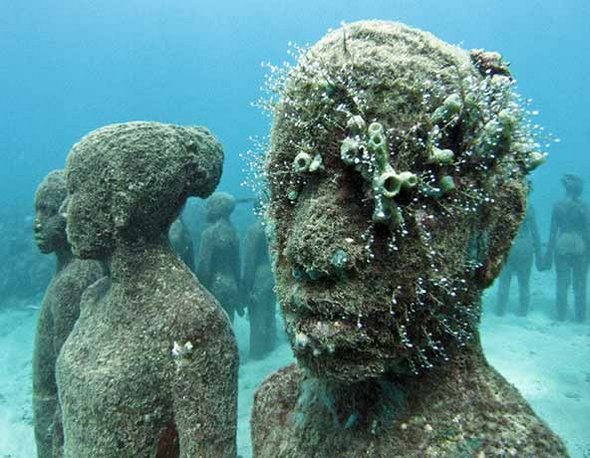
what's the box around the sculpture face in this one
[265,21,532,383]
[205,192,236,223]
[34,171,69,254]
[64,155,114,259]
[562,173,583,198]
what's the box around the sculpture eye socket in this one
[37,203,56,216]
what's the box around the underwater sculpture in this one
[56,122,239,457]
[242,208,276,359]
[169,216,196,272]
[32,170,104,458]
[251,21,568,457]
[495,205,542,316]
[196,192,243,322]
[542,173,589,322]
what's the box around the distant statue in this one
[56,122,238,457]
[32,170,103,458]
[251,21,567,457]
[197,192,243,322]
[169,216,195,272]
[242,207,276,359]
[542,173,589,321]
[495,204,542,316]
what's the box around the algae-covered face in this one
[562,173,583,198]
[64,147,115,260]
[34,171,68,254]
[265,21,534,383]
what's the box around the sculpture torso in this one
[32,257,103,458]
[553,198,589,258]
[57,248,238,458]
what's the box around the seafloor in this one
[0,270,588,458]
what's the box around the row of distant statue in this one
[31,21,569,458]
[496,174,588,322]
[169,193,277,359]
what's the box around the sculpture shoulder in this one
[410,363,570,458]
[57,260,104,291]
[252,364,302,455]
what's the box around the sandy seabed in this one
[0,271,588,458]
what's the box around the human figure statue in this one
[495,204,542,316]
[56,122,238,457]
[196,192,243,322]
[32,170,103,458]
[169,216,195,272]
[242,206,276,359]
[542,173,589,322]
[251,21,567,457]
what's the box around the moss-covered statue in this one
[542,174,589,322]
[196,192,243,322]
[32,170,104,458]
[251,21,567,457]
[242,204,276,359]
[495,204,542,316]
[56,122,239,457]
[169,216,195,272]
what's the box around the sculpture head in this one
[205,192,236,223]
[34,170,69,254]
[64,122,223,259]
[265,21,538,383]
[561,173,583,198]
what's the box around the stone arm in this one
[230,234,244,316]
[230,234,242,290]
[541,203,560,270]
[51,262,104,355]
[527,207,542,270]
[241,227,261,310]
[196,228,215,288]
[32,301,57,458]
[172,324,238,457]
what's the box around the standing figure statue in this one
[495,204,542,316]
[56,122,238,457]
[32,170,103,458]
[197,192,243,322]
[242,207,276,360]
[169,216,195,272]
[251,21,567,457]
[542,173,589,322]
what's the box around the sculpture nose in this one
[33,220,42,233]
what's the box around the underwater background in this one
[0,0,588,456]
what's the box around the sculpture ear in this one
[59,195,69,221]
[472,178,527,289]
[111,191,131,232]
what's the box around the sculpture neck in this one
[54,248,74,274]
[107,236,172,285]
[299,338,487,433]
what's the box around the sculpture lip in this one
[289,306,373,356]
[34,234,51,250]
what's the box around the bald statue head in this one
[64,122,223,260]
[265,21,538,383]
[34,170,69,254]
